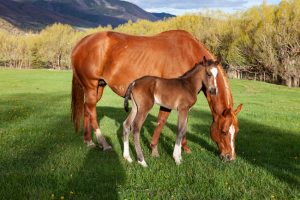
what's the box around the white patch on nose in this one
[229,124,235,156]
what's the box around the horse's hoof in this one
[124,156,133,163]
[151,145,160,157]
[183,147,192,154]
[151,151,160,157]
[84,140,96,148]
[138,160,148,167]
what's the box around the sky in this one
[125,0,282,15]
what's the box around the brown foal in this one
[122,57,219,167]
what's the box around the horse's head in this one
[210,104,243,161]
[202,56,220,96]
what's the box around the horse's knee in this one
[123,121,131,134]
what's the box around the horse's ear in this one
[234,104,243,116]
[203,56,207,65]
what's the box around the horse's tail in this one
[124,81,135,112]
[71,73,84,132]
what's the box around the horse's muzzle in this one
[220,153,235,162]
[209,87,218,96]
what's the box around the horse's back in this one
[71,30,212,95]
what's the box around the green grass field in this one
[0,69,299,200]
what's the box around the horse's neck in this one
[207,66,232,117]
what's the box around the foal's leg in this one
[85,88,112,151]
[122,97,138,163]
[83,86,105,148]
[133,106,152,167]
[173,109,188,165]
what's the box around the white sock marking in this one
[123,140,130,157]
[173,143,182,165]
[95,128,102,140]
[229,124,235,156]
[138,160,148,167]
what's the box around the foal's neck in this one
[181,65,205,95]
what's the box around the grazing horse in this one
[71,30,243,160]
[122,57,219,167]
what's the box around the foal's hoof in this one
[124,156,133,163]
[151,146,160,157]
[173,156,182,165]
[102,145,112,151]
[84,140,96,148]
[174,159,182,165]
[138,160,148,167]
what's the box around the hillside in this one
[0,0,174,30]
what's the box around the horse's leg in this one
[85,88,112,151]
[173,109,188,165]
[83,86,105,148]
[182,136,191,153]
[83,104,95,148]
[151,107,191,156]
[122,97,138,163]
[151,107,170,157]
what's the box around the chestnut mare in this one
[122,57,219,167]
[71,30,243,160]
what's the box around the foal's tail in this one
[124,81,135,112]
[71,73,84,132]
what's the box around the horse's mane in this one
[179,59,215,78]
[215,65,233,107]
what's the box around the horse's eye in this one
[221,130,227,135]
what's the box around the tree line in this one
[0,0,299,87]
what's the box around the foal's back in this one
[131,76,197,110]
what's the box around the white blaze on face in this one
[229,124,235,156]
[210,67,218,87]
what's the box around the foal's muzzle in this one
[209,87,218,95]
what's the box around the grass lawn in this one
[0,69,299,200]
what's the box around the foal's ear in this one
[215,58,221,66]
[234,104,243,116]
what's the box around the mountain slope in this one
[0,0,170,30]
